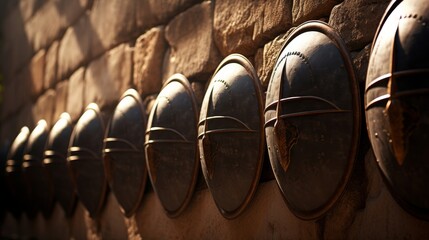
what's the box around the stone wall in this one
[1,0,429,239]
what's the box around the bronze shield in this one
[22,120,55,218]
[145,74,199,217]
[103,89,147,217]
[4,127,30,218]
[365,0,429,220]
[265,21,360,220]
[198,54,264,219]
[44,113,77,217]
[68,104,107,218]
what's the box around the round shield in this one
[145,74,199,217]
[264,21,360,220]
[44,113,77,217]
[22,120,55,218]
[5,127,30,218]
[103,89,147,217]
[198,54,264,219]
[68,103,108,218]
[365,0,429,220]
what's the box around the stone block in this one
[292,0,340,25]
[32,89,56,127]
[85,44,133,109]
[164,2,221,82]
[30,50,46,98]
[136,0,200,30]
[57,13,91,80]
[90,0,136,58]
[17,102,35,129]
[351,44,371,85]
[133,27,167,96]
[213,0,292,56]
[53,80,69,121]
[44,41,59,90]
[19,0,45,22]
[67,68,85,122]
[328,0,390,51]
[14,68,33,113]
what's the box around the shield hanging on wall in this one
[264,21,360,220]
[365,0,429,220]
[68,103,108,218]
[44,113,77,217]
[103,89,147,217]
[198,54,265,219]
[145,74,199,217]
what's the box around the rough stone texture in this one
[29,50,46,98]
[133,27,167,96]
[17,102,35,130]
[89,0,136,58]
[53,80,68,121]
[85,43,133,109]
[191,81,205,107]
[164,2,221,82]
[213,0,292,56]
[99,193,128,239]
[57,13,91,80]
[292,0,341,25]
[67,68,85,122]
[44,41,59,90]
[136,0,200,30]
[19,0,45,22]
[32,89,55,126]
[351,44,371,85]
[328,0,390,51]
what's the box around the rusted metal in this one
[365,0,429,220]
[22,120,55,218]
[68,104,108,218]
[145,74,199,217]
[265,21,360,220]
[198,54,264,219]
[5,127,29,218]
[44,113,77,217]
[103,89,147,217]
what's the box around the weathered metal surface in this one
[68,104,107,218]
[5,127,30,218]
[103,89,147,217]
[44,113,76,217]
[22,120,54,218]
[145,74,199,217]
[198,54,264,219]
[365,0,429,220]
[265,21,360,220]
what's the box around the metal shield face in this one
[5,127,30,218]
[22,120,54,218]
[68,104,107,218]
[365,0,429,220]
[44,113,76,217]
[145,74,199,217]
[103,89,147,217]
[198,54,264,219]
[265,21,360,220]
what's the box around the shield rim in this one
[364,0,429,221]
[199,53,265,219]
[145,73,200,218]
[266,20,361,220]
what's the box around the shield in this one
[22,120,55,218]
[4,127,30,218]
[265,21,360,220]
[68,103,107,218]
[365,0,429,220]
[103,89,147,217]
[145,74,199,217]
[44,113,77,217]
[198,54,264,219]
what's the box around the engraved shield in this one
[68,104,107,218]
[198,54,264,219]
[44,113,77,217]
[365,0,429,220]
[4,127,30,218]
[103,89,147,217]
[145,74,199,217]
[265,21,360,220]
